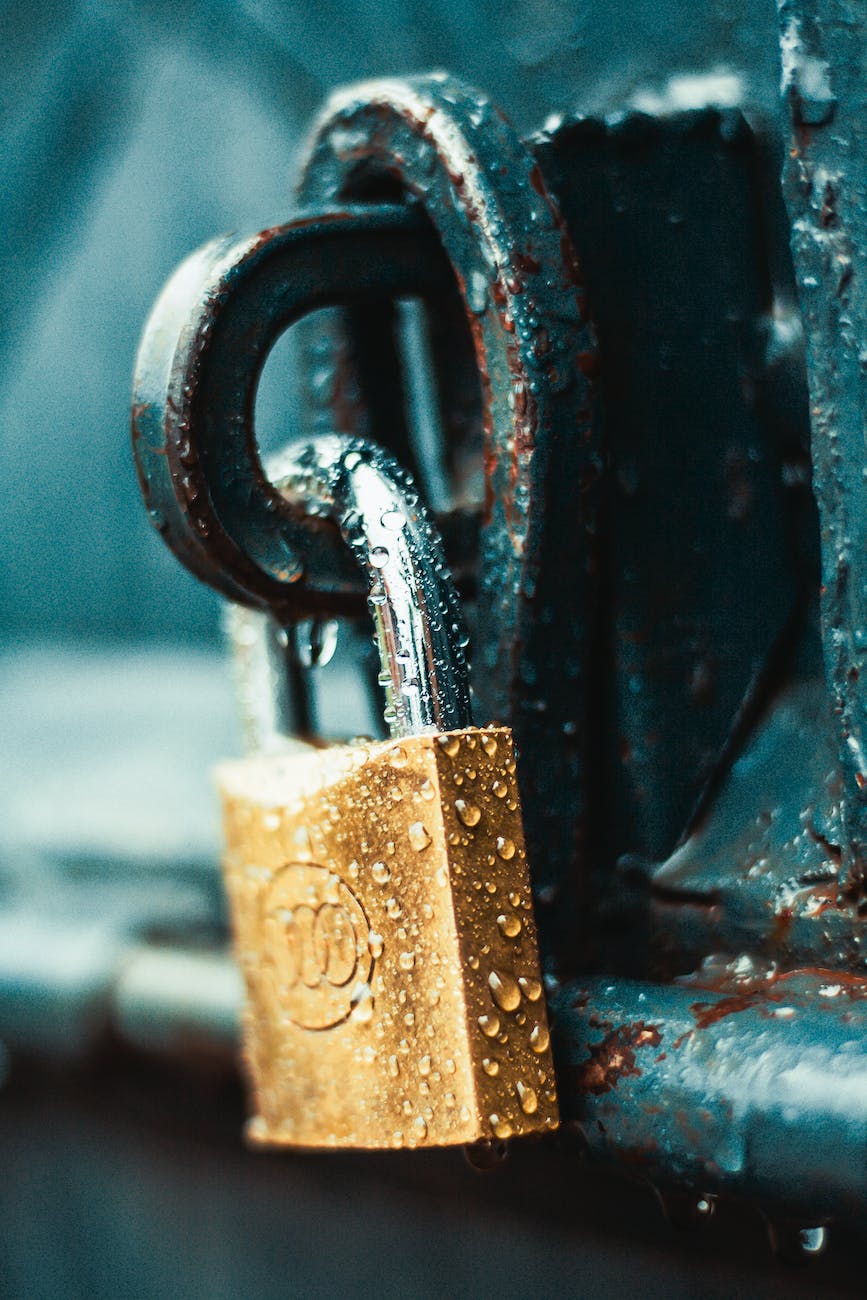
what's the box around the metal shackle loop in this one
[267,435,472,740]
[131,205,449,615]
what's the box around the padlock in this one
[218,435,558,1149]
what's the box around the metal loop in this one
[267,435,472,739]
[132,205,449,615]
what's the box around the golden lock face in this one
[219,726,558,1150]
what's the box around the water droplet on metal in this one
[489,1113,513,1140]
[517,1082,538,1114]
[371,862,391,885]
[455,800,481,827]
[479,1013,500,1038]
[498,913,522,938]
[438,734,461,757]
[496,836,516,860]
[529,1023,550,1053]
[409,822,432,851]
[489,969,521,1012]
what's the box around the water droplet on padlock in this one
[519,976,542,1002]
[419,1055,432,1076]
[371,862,391,885]
[455,800,481,827]
[291,617,339,668]
[489,1114,513,1140]
[481,734,498,758]
[389,746,408,769]
[408,822,432,851]
[529,1023,550,1053]
[489,969,521,1012]
[482,1057,499,1076]
[386,897,402,919]
[438,734,461,758]
[381,509,406,531]
[517,1082,538,1115]
[497,913,522,938]
[420,779,435,801]
[413,1116,428,1141]
[508,891,522,908]
[478,1013,500,1038]
[350,983,374,1023]
[368,931,384,959]
[492,780,508,800]
[370,545,390,568]
[399,950,416,972]
[496,836,516,860]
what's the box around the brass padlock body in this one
[219,726,558,1149]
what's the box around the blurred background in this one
[2,2,862,1296]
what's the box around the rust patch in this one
[572,1021,662,1096]
[689,992,760,1031]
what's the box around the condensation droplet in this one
[519,976,542,1002]
[479,1013,500,1038]
[409,822,432,851]
[350,983,374,1023]
[455,800,481,827]
[530,1023,550,1053]
[420,779,435,801]
[419,1055,432,1076]
[492,780,508,799]
[482,1057,499,1076]
[388,1054,400,1078]
[371,861,391,885]
[508,891,521,908]
[517,1082,538,1115]
[389,746,408,769]
[496,836,516,860]
[413,1116,428,1140]
[438,735,461,757]
[498,913,522,938]
[489,1114,513,1140]
[386,897,402,919]
[399,950,416,972]
[370,545,390,568]
[489,969,521,1012]
[482,735,498,757]
[368,931,384,959]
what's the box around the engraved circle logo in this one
[263,863,372,1030]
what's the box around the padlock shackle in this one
[268,436,473,739]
